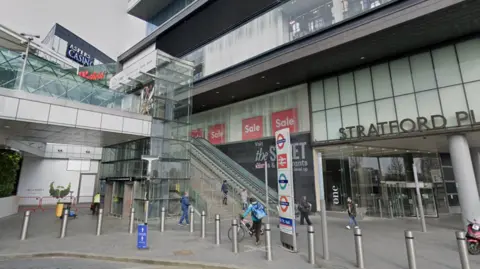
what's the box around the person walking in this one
[92,192,101,215]
[241,188,248,210]
[178,192,190,226]
[241,197,267,245]
[298,196,312,225]
[221,180,228,205]
[346,197,359,229]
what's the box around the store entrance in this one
[319,145,443,218]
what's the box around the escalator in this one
[190,138,278,215]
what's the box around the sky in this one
[0,0,146,59]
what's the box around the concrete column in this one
[470,148,480,196]
[448,135,480,225]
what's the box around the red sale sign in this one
[208,124,225,144]
[190,128,204,138]
[277,153,288,169]
[242,116,263,140]
[271,108,298,135]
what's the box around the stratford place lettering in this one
[339,110,480,139]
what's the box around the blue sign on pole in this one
[137,224,148,249]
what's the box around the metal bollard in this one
[307,225,315,264]
[201,211,206,238]
[232,219,239,253]
[160,207,165,232]
[265,223,272,261]
[215,214,221,245]
[96,208,103,236]
[128,207,135,234]
[353,228,365,268]
[378,199,383,218]
[59,209,68,238]
[389,201,394,218]
[405,230,417,269]
[455,231,471,269]
[20,210,30,240]
[189,207,194,233]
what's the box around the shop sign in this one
[271,108,298,135]
[66,43,94,66]
[242,116,263,140]
[332,185,340,205]
[208,124,225,144]
[191,128,204,138]
[339,110,480,140]
[78,70,105,81]
[275,128,297,250]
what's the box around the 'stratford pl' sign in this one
[339,110,479,139]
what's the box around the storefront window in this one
[319,146,442,218]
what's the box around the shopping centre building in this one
[119,0,480,224]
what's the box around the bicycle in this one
[228,216,265,242]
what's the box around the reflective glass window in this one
[324,77,340,109]
[415,90,442,128]
[410,52,437,91]
[312,111,327,142]
[372,63,393,99]
[438,85,468,127]
[354,68,374,103]
[339,73,356,106]
[326,108,342,140]
[432,45,462,87]
[464,81,480,118]
[390,58,414,96]
[310,80,325,111]
[456,39,480,83]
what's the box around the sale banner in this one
[271,108,298,135]
[242,116,263,140]
[208,124,225,144]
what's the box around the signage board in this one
[191,128,204,138]
[275,128,297,251]
[208,124,226,145]
[78,70,105,81]
[137,224,148,249]
[66,43,94,66]
[271,108,298,135]
[242,116,263,140]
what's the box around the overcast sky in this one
[0,0,146,59]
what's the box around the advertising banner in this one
[242,116,263,141]
[208,124,226,144]
[66,43,95,66]
[275,128,297,251]
[216,133,315,211]
[271,108,298,135]
[191,128,204,138]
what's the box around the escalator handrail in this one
[194,138,278,198]
[192,138,278,204]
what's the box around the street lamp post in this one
[18,33,40,91]
[141,155,159,225]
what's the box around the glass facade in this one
[0,47,129,111]
[146,0,197,36]
[182,0,397,81]
[100,50,195,221]
[319,145,446,218]
[310,38,480,142]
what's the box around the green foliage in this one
[0,151,21,198]
[49,182,72,198]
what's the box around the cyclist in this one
[241,197,266,245]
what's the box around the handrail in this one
[190,143,277,214]
[193,138,278,203]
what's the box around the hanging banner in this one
[271,108,298,135]
[242,116,263,140]
[208,124,226,144]
[275,128,297,252]
[190,128,204,138]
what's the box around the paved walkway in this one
[1,208,479,269]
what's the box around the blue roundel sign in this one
[278,173,288,190]
[276,134,286,150]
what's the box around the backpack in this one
[252,203,267,220]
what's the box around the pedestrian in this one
[346,197,359,229]
[298,196,312,225]
[178,192,190,226]
[92,192,101,215]
[241,197,267,245]
[221,180,228,205]
[241,188,248,210]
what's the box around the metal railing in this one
[190,138,278,215]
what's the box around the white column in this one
[448,135,480,225]
[470,148,480,196]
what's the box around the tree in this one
[0,150,22,198]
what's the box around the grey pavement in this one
[1,208,480,269]
[0,257,158,269]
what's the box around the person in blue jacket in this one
[241,197,266,245]
[178,192,190,226]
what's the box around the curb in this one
[0,252,247,269]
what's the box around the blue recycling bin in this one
[137,224,148,249]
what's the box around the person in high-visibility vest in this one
[92,192,101,215]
